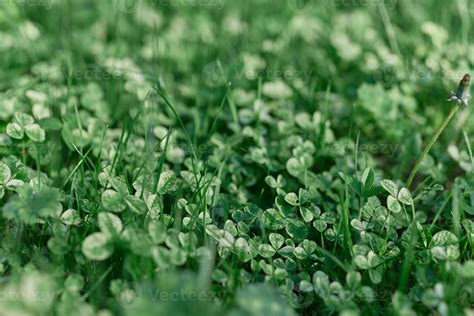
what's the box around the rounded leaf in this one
[148,220,167,244]
[124,195,147,214]
[429,230,460,260]
[98,212,123,236]
[101,189,125,213]
[269,233,284,250]
[380,179,398,197]
[353,255,369,270]
[15,112,34,127]
[313,219,327,232]
[387,195,401,213]
[39,117,63,131]
[286,157,304,177]
[25,124,46,142]
[397,188,413,206]
[0,163,11,183]
[6,179,24,188]
[284,192,299,206]
[6,122,24,139]
[82,232,113,261]
[60,209,82,226]
[258,244,276,258]
[264,175,277,188]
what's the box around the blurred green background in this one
[1,0,473,181]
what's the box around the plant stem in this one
[406,104,459,188]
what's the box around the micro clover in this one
[448,74,471,106]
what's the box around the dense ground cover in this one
[0,0,473,315]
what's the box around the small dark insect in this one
[448,74,471,106]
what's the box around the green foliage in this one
[0,1,472,315]
[3,185,61,224]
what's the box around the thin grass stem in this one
[407,104,459,187]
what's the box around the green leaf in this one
[278,246,294,258]
[299,280,313,292]
[380,179,398,197]
[234,284,297,316]
[286,219,308,241]
[298,188,310,204]
[361,167,375,194]
[350,219,367,231]
[170,248,187,266]
[48,236,69,255]
[124,195,147,214]
[313,271,330,297]
[39,117,63,131]
[301,239,317,255]
[430,230,460,261]
[369,268,382,284]
[6,122,24,139]
[397,188,413,206]
[0,163,11,184]
[157,170,177,194]
[258,244,276,258]
[64,274,84,292]
[122,228,153,256]
[98,212,123,237]
[152,246,172,268]
[16,271,57,312]
[235,238,251,260]
[367,251,381,268]
[265,175,277,188]
[269,233,284,250]
[346,271,361,289]
[387,195,401,213]
[101,189,125,213]
[2,185,61,224]
[6,179,24,189]
[82,232,113,261]
[60,209,82,226]
[353,255,369,270]
[284,192,299,206]
[15,112,34,127]
[460,260,474,278]
[313,219,327,232]
[148,220,167,244]
[25,124,46,142]
[299,206,314,222]
[286,157,304,177]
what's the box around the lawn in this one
[0,0,473,315]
